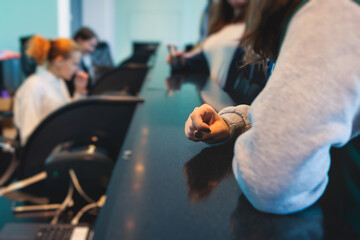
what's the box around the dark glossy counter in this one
[93,45,360,240]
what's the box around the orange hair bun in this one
[26,35,51,64]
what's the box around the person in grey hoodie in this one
[185,0,360,214]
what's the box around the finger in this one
[185,118,201,142]
[194,130,203,139]
[76,71,89,80]
[185,117,197,136]
[75,71,83,77]
[185,106,217,142]
[187,117,197,133]
[204,119,230,144]
[201,104,219,124]
[184,117,194,138]
[190,109,211,132]
[185,125,199,142]
[186,124,213,142]
[193,129,213,141]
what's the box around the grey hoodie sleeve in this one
[226,0,360,214]
[218,105,251,140]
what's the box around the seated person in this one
[185,0,360,214]
[14,35,88,145]
[167,0,249,88]
[67,27,98,95]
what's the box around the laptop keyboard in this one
[34,224,89,240]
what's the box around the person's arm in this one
[183,51,209,73]
[229,1,360,214]
[14,84,43,145]
[73,71,89,100]
[166,51,209,73]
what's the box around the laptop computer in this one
[0,223,91,240]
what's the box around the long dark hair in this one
[241,0,302,64]
[208,0,249,35]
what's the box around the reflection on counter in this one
[231,196,324,240]
[166,73,208,96]
[183,139,360,239]
[184,143,234,202]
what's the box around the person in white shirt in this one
[14,35,89,145]
[166,0,249,88]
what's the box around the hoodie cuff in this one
[218,105,251,140]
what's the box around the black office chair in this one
[118,41,160,68]
[18,95,142,178]
[90,66,149,96]
[132,41,160,56]
[91,41,115,80]
[0,136,19,187]
[0,95,143,200]
[91,41,114,68]
[19,35,36,77]
[118,54,153,68]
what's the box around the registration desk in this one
[93,46,360,240]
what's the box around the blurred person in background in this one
[14,35,88,145]
[167,0,249,88]
[66,27,98,95]
[199,0,217,43]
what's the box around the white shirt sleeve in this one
[14,84,44,145]
[73,92,86,101]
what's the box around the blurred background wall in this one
[0,0,207,64]
[0,0,59,52]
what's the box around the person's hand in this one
[74,71,89,95]
[165,50,186,67]
[185,104,230,144]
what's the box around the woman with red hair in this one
[14,35,89,144]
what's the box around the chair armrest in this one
[0,136,19,150]
[0,136,20,186]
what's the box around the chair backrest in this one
[90,66,149,96]
[18,95,144,179]
[118,42,160,68]
[91,41,114,68]
[118,54,153,67]
[19,35,36,77]
[0,58,22,92]
[132,41,160,56]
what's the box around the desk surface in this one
[1,45,359,239]
[94,46,360,240]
